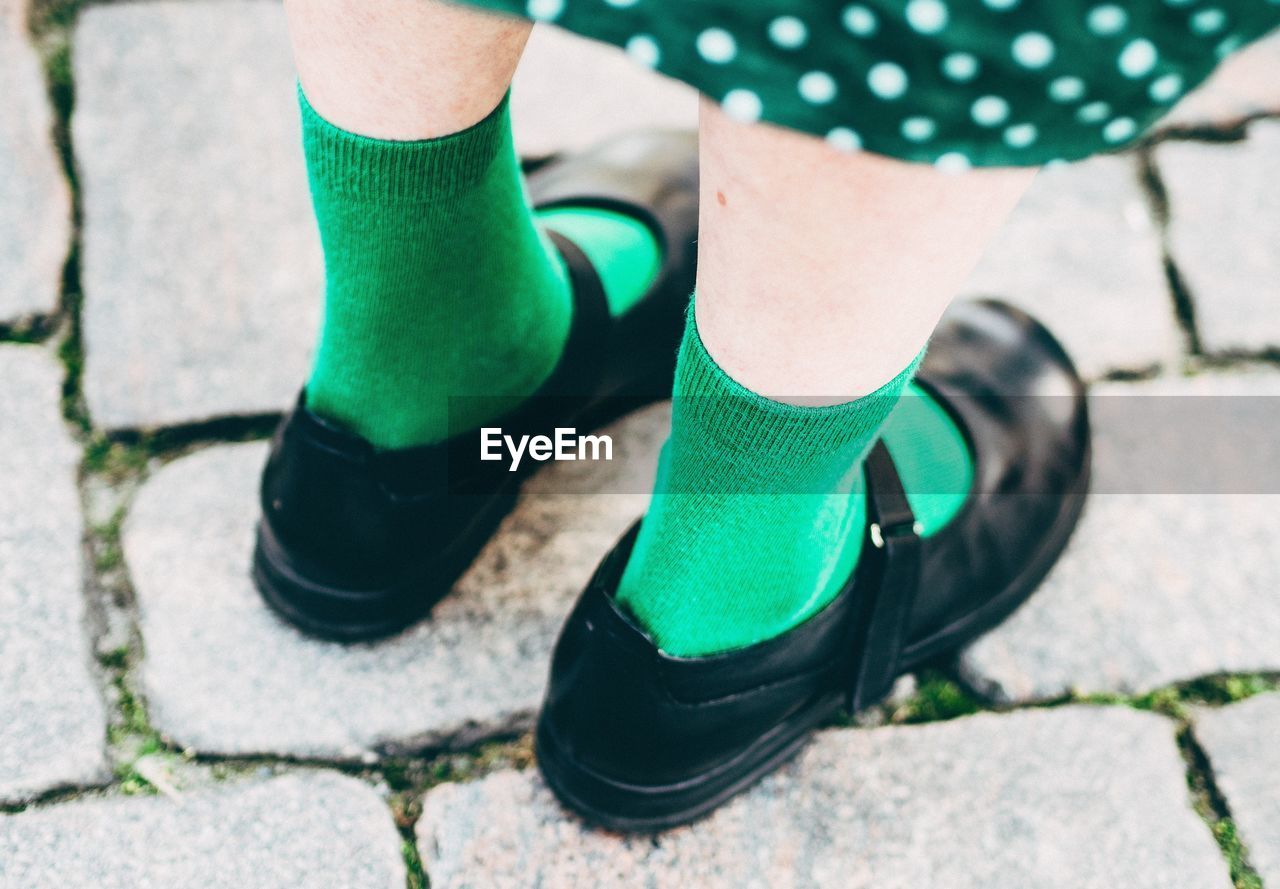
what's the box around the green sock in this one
[534,207,658,318]
[616,308,973,657]
[301,89,659,450]
[881,382,973,535]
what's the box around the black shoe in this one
[535,299,1092,832]
[253,131,699,642]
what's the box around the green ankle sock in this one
[301,90,660,450]
[881,382,973,535]
[616,308,974,657]
[535,207,659,318]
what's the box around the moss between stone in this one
[1212,820,1264,889]
[1179,726,1266,889]
[1106,673,1280,721]
[401,839,428,889]
[0,316,57,344]
[82,436,152,484]
[99,646,171,796]
[894,671,985,724]
[89,504,126,573]
[29,0,84,37]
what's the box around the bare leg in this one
[284,0,531,139]
[696,100,1036,401]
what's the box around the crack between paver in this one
[1095,363,1165,383]
[100,411,282,450]
[1179,725,1267,889]
[1152,106,1280,146]
[1132,117,1280,370]
[1194,347,1280,370]
[0,312,59,344]
[1151,122,1252,146]
[1138,146,1204,357]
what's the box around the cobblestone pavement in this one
[1,1,1278,886]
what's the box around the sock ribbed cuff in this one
[298,85,510,203]
[670,303,923,484]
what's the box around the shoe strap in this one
[541,230,611,396]
[848,440,923,711]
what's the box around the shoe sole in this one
[535,448,1092,832]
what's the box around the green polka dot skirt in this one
[462,0,1280,167]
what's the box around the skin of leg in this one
[284,0,531,139]
[696,100,1039,402]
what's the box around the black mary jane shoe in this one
[253,131,698,642]
[535,299,1092,832]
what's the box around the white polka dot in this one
[942,52,980,82]
[867,62,909,99]
[1191,8,1227,35]
[1048,76,1086,102]
[1216,35,1244,58]
[799,71,838,104]
[526,0,563,21]
[1012,32,1055,68]
[769,16,809,49]
[971,95,1010,127]
[1086,5,1128,36]
[1004,123,1038,147]
[721,88,757,122]
[722,89,763,123]
[603,0,639,6]
[1149,73,1184,102]
[625,35,661,67]
[697,28,737,64]
[1118,38,1158,77]
[935,152,972,173]
[1103,117,1138,143]
[905,0,949,34]
[1077,101,1111,123]
[901,116,937,142]
[826,127,863,152]
[843,5,879,36]
[983,0,1019,10]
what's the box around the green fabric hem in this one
[298,85,511,201]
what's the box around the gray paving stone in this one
[0,346,108,803]
[1157,121,1280,353]
[75,0,322,430]
[1158,30,1280,133]
[74,2,696,430]
[512,26,699,158]
[1194,694,1280,887]
[418,707,1227,889]
[961,155,1182,379]
[0,772,405,889]
[963,368,1280,703]
[123,406,665,758]
[0,0,71,322]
